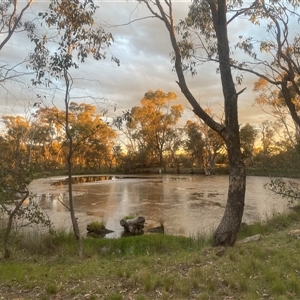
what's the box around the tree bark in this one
[120,216,145,234]
[209,0,246,246]
[64,68,83,258]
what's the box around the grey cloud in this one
[0,0,278,129]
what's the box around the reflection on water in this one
[28,175,296,238]
[50,175,116,186]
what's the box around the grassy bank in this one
[33,166,300,179]
[1,208,300,299]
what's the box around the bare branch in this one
[0,0,34,51]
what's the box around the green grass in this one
[87,220,106,231]
[1,210,300,299]
[122,213,136,220]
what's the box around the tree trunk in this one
[120,216,145,234]
[3,189,29,259]
[67,151,83,258]
[210,0,246,246]
[212,154,245,246]
[64,68,83,258]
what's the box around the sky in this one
[0,0,282,128]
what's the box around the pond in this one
[28,174,294,238]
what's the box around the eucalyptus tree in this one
[184,118,225,170]
[0,115,32,258]
[140,0,247,246]
[184,120,205,168]
[259,120,277,156]
[239,123,258,166]
[0,0,35,85]
[253,78,299,147]
[164,127,184,171]
[233,1,300,136]
[30,0,119,257]
[68,102,117,170]
[32,106,66,170]
[0,0,36,255]
[126,89,183,168]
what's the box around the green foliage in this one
[123,214,135,220]
[30,0,119,84]
[121,89,183,168]
[15,201,54,233]
[184,120,205,167]
[265,178,300,205]
[87,220,105,231]
[240,123,258,161]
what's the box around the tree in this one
[234,1,300,137]
[195,109,226,171]
[184,117,225,172]
[0,0,35,85]
[259,120,277,156]
[239,123,258,166]
[253,78,299,147]
[0,0,38,257]
[141,0,246,246]
[0,114,55,258]
[30,0,119,257]
[184,120,205,167]
[126,89,183,168]
[265,178,300,207]
[164,127,184,172]
[68,102,117,170]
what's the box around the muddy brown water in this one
[28,175,296,238]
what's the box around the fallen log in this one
[146,224,164,234]
[120,216,145,234]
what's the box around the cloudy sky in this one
[0,0,275,127]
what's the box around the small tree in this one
[0,115,53,258]
[0,130,31,258]
[30,0,119,257]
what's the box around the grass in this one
[123,213,136,220]
[1,209,300,299]
[87,220,106,231]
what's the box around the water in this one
[28,175,295,238]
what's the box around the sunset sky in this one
[0,0,283,128]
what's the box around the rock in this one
[239,234,261,243]
[288,229,300,239]
[215,247,226,257]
